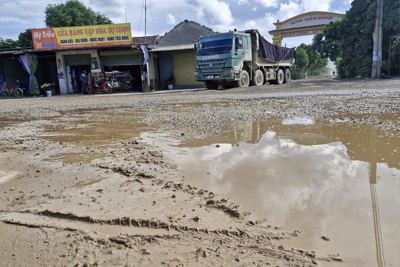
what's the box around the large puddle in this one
[40,115,399,267]
[173,118,399,267]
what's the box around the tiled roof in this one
[132,35,159,45]
[156,20,215,46]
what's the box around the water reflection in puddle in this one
[34,113,399,266]
[0,119,25,130]
[176,118,399,267]
[74,178,104,189]
[42,121,148,147]
[45,152,106,164]
[0,122,8,129]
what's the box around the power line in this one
[148,0,155,35]
[330,0,352,12]
[137,0,145,35]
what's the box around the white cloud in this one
[254,0,279,8]
[276,1,303,21]
[303,0,331,12]
[186,0,234,27]
[166,14,177,25]
[243,20,258,29]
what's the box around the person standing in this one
[80,70,88,94]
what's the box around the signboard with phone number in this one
[31,23,132,50]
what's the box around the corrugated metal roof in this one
[150,44,194,52]
[0,49,31,55]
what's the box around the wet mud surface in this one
[0,77,399,267]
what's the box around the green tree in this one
[17,29,33,48]
[293,43,328,79]
[322,0,400,78]
[0,38,17,49]
[294,47,309,70]
[292,47,309,79]
[307,40,329,76]
[45,0,112,27]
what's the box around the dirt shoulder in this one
[0,77,399,267]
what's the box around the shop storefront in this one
[31,23,140,95]
[154,47,203,89]
[0,50,58,96]
[99,49,143,91]
[55,49,97,94]
[173,51,200,86]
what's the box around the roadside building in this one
[1,21,213,95]
[151,20,215,90]
[0,49,31,88]
[0,48,57,95]
[30,23,158,95]
[2,20,400,95]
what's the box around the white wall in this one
[56,49,100,94]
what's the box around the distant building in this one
[151,20,215,89]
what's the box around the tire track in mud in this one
[0,210,262,239]
[0,210,322,266]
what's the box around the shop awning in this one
[150,44,194,52]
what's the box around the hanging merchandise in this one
[91,69,103,84]
[104,70,132,91]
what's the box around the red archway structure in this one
[269,11,345,46]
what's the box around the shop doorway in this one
[100,50,143,91]
[103,65,142,91]
[65,54,91,93]
[67,65,90,93]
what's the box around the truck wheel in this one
[205,81,218,90]
[283,68,291,84]
[252,69,264,86]
[275,69,284,85]
[237,70,250,88]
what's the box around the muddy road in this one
[0,77,399,267]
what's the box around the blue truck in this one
[194,29,296,89]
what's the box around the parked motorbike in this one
[87,80,112,94]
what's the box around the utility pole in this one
[145,0,147,44]
[371,0,384,79]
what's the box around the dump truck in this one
[194,29,296,89]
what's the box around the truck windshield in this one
[196,37,232,56]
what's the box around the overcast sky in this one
[0,0,352,47]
